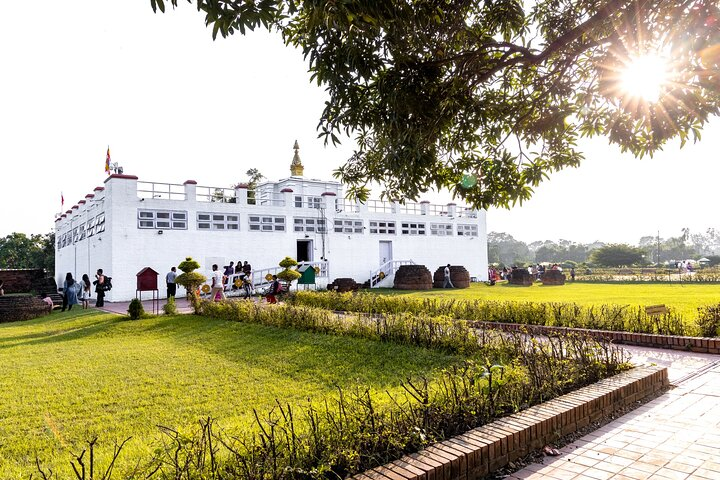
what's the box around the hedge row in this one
[286,291,720,337]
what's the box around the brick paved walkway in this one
[98,297,195,315]
[508,347,720,479]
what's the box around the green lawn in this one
[0,310,460,478]
[375,282,720,318]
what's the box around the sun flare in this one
[620,54,669,103]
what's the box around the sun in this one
[620,54,669,103]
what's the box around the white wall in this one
[56,175,488,301]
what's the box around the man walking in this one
[209,264,226,302]
[166,266,177,298]
[443,264,454,288]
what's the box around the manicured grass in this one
[0,310,460,478]
[375,282,720,318]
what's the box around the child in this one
[41,293,54,311]
[265,275,281,304]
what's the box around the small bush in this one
[163,296,177,315]
[128,298,145,320]
[696,304,720,337]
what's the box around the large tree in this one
[153,0,720,207]
[589,243,647,266]
[487,231,532,266]
[0,232,55,273]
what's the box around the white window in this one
[401,222,426,235]
[294,217,326,233]
[333,219,363,234]
[457,224,478,236]
[197,212,239,231]
[430,223,453,236]
[369,220,396,235]
[95,213,106,234]
[87,217,96,237]
[138,210,187,230]
[295,196,322,209]
[249,215,285,232]
[78,224,86,241]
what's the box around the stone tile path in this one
[507,347,720,479]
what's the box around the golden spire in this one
[290,140,304,177]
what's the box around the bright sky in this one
[1,1,717,245]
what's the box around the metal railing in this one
[196,186,237,203]
[427,204,449,216]
[254,192,285,207]
[369,259,416,288]
[218,261,330,296]
[399,202,423,215]
[367,199,394,213]
[458,207,478,218]
[334,199,360,214]
[137,182,186,200]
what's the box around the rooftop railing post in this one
[281,188,294,209]
[322,191,336,214]
[357,200,367,214]
[184,180,198,204]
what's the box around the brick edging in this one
[352,365,668,480]
[470,321,720,354]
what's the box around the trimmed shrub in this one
[287,291,692,336]
[162,296,177,315]
[696,304,720,337]
[127,298,145,320]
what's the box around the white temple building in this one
[54,143,488,301]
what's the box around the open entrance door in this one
[296,239,313,263]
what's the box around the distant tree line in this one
[0,232,55,274]
[488,229,720,268]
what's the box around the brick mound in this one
[542,269,566,285]
[328,278,359,293]
[0,268,46,294]
[432,266,470,288]
[508,268,533,286]
[393,265,432,290]
[0,295,51,323]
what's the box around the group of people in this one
[208,262,280,303]
[55,269,107,311]
[165,260,258,303]
[676,260,694,273]
[487,263,577,283]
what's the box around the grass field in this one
[375,282,720,318]
[0,310,460,478]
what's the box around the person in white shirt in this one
[443,264,454,288]
[166,267,177,298]
[209,264,226,302]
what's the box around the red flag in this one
[61,192,64,208]
[105,147,111,174]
